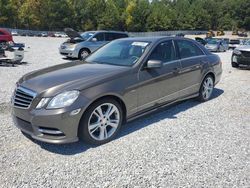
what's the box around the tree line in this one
[0,0,249,32]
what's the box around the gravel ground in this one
[0,36,249,188]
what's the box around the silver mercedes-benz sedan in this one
[12,37,222,145]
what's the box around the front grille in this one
[241,51,250,58]
[13,87,36,109]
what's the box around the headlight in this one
[234,49,242,55]
[46,90,80,109]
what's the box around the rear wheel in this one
[198,75,214,102]
[78,98,123,145]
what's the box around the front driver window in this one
[148,41,176,63]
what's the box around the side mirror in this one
[146,60,162,69]
[91,38,97,42]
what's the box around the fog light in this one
[70,108,81,116]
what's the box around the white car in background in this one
[229,39,240,50]
[55,32,68,38]
[11,30,18,36]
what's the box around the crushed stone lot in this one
[0,36,250,187]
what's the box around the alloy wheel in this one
[202,77,214,100]
[88,103,120,141]
[81,50,89,59]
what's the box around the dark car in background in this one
[12,37,222,145]
[231,43,250,67]
[59,29,129,59]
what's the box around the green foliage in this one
[0,0,249,31]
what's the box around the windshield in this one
[80,32,95,40]
[85,40,150,66]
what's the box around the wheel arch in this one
[78,47,91,56]
[80,94,127,125]
[199,71,215,89]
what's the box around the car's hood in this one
[236,45,250,51]
[19,61,130,96]
[64,28,82,39]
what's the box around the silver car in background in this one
[59,29,128,59]
[205,39,226,52]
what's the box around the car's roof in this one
[83,30,128,34]
[117,36,192,42]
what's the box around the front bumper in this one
[232,54,250,65]
[12,106,83,144]
[59,47,78,58]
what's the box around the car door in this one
[88,32,106,52]
[137,40,181,112]
[175,39,207,98]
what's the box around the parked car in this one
[205,39,226,52]
[0,28,13,44]
[11,30,18,36]
[54,32,60,37]
[12,37,222,145]
[231,44,250,68]
[36,33,42,37]
[60,32,68,38]
[229,39,240,50]
[59,28,129,59]
[41,32,48,37]
[48,32,56,37]
[27,32,35,37]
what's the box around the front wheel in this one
[198,75,214,102]
[79,49,90,60]
[78,98,123,145]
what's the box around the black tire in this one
[197,75,214,102]
[78,48,90,60]
[231,61,239,68]
[78,98,123,145]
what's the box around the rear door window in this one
[176,40,204,59]
[105,33,115,41]
[94,33,105,41]
[114,33,128,39]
